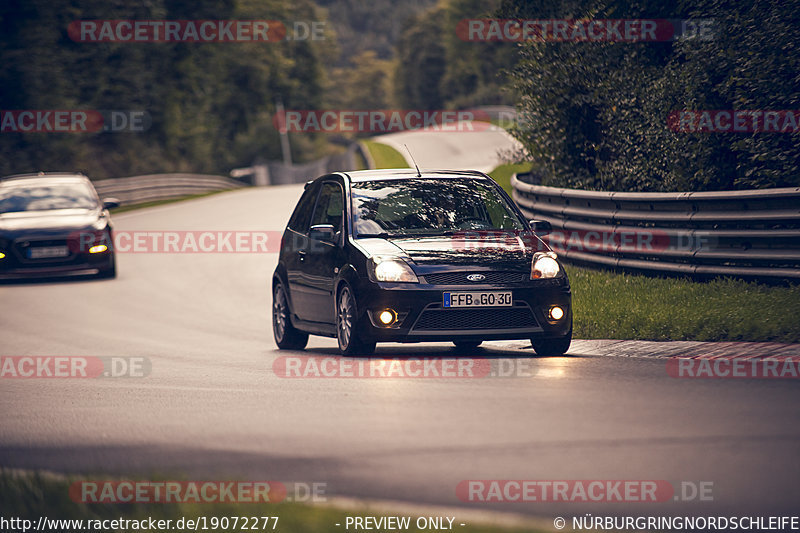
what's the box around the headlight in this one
[531,252,560,279]
[368,256,419,283]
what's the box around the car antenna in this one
[404,144,422,177]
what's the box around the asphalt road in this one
[2,185,799,522]
[372,120,523,172]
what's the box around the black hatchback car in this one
[272,169,572,355]
[0,173,118,280]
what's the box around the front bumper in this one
[352,275,572,343]
[0,250,114,280]
[0,229,116,281]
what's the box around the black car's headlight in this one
[368,256,419,283]
[531,251,561,279]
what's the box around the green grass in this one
[488,163,530,196]
[362,140,410,169]
[0,471,544,533]
[569,265,800,343]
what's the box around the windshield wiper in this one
[356,231,458,239]
[355,232,392,239]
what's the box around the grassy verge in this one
[0,471,544,533]
[362,140,409,169]
[488,163,530,196]
[569,265,800,343]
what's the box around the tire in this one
[531,327,572,356]
[453,340,482,350]
[273,281,309,350]
[336,284,376,356]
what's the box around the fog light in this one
[549,306,564,320]
[0,252,5,259]
[378,309,397,326]
[89,244,108,254]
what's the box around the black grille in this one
[413,306,538,331]
[422,271,526,285]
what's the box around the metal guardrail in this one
[511,172,800,280]
[93,173,246,206]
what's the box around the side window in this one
[310,182,344,233]
[287,185,318,233]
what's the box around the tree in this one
[501,0,800,191]
[0,0,327,177]
[395,7,447,110]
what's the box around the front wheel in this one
[531,327,572,356]
[273,281,308,350]
[336,285,376,356]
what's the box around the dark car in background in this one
[272,169,572,355]
[0,173,118,280]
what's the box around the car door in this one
[301,180,346,324]
[283,183,318,322]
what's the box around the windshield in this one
[0,182,98,214]
[351,178,526,237]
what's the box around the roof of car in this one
[337,169,490,183]
[1,172,91,187]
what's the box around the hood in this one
[0,209,103,234]
[355,233,548,267]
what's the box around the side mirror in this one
[529,219,552,235]
[309,224,336,243]
[103,198,121,210]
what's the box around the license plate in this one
[443,291,512,308]
[29,246,69,259]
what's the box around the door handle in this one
[298,250,306,261]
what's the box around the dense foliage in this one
[498,0,800,191]
[0,0,325,178]
[395,0,518,110]
[315,0,437,64]
[3,0,797,190]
